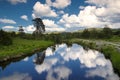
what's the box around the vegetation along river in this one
[0,44,119,80]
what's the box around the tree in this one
[32,18,45,36]
[18,26,25,38]
[10,31,16,37]
[81,29,90,38]
[0,29,12,46]
[34,52,45,65]
[18,26,24,33]
[102,26,113,38]
[89,28,98,38]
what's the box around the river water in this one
[0,44,119,80]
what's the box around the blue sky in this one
[0,0,120,32]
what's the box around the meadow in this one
[0,38,54,61]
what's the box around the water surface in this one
[0,44,119,80]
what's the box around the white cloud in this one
[84,0,120,28]
[79,6,85,9]
[8,0,27,4]
[23,57,29,62]
[46,0,71,9]
[43,19,65,32]
[46,66,72,80]
[85,0,120,8]
[45,47,54,56]
[57,0,120,31]
[32,1,57,18]
[78,6,103,28]
[58,10,64,14]
[2,26,18,31]
[21,15,28,21]
[59,7,104,29]
[43,19,58,28]
[0,72,32,80]
[59,13,83,31]
[2,26,14,29]
[0,18,16,24]
[86,66,120,80]
[35,58,58,74]
[59,4,120,30]
[59,14,79,24]
[24,25,35,33]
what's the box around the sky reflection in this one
[0,44,119,80]
[42,44,119,80]
[0,72,32,80]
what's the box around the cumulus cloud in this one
[0,72,32,80]
[45,47,54,56]
[58,10,64,14]
[32,1,57,18]
[59,14,79,27]
[78,6,104,28]
[59,7,106,29]
[2,26,18,31]
[20,15,28,21]
[46,66,72,80]
[43,19,65,32]
[46,0,71,9]
[8,0,27,4]
[60,44,109,68]
[35,58,58,74]
[2,26,14,29]
[86,66,120,80]
[83,0,120,28]
[0,18,16,24]
[58,0,120,31]
[24,25,35,33]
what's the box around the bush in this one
[0,30,13,46]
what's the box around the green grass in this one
[101,46,120,74]
[105,36,120,42]
[0,38,54,60]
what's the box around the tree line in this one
[0,17,120,46]
[0,27,120,46]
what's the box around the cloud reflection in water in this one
[0,72,32,80]
[46,66,72,80]
[34,43,119,80]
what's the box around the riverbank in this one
[66,38,120,75]
[0,38,54,62]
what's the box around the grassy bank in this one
[0,38,54,62]
[67,38,120,75]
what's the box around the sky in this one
[0,0,120,33]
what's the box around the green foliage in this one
[81,29,90,38]
[32,18,45,35]
[101,46,120,74]
[81,27,113,39]
[102,27,113,38]
[0,29,13,46]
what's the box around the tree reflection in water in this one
[34,51,45,65]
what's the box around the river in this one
[0,44,119,80]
